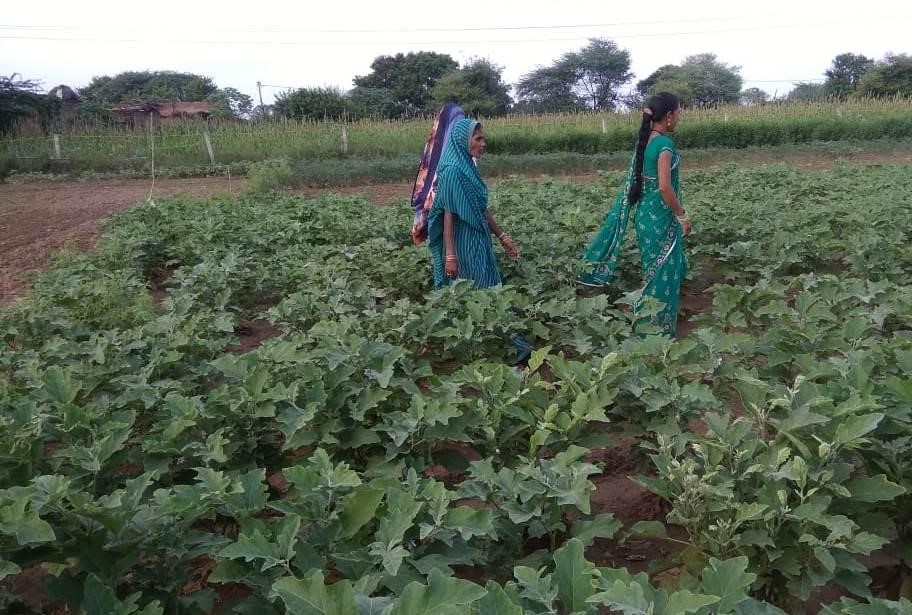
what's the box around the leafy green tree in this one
[347,86,399,119]
[431,58,512,117]
[273,87,349,121]
[562,38,633,111]
[515,63,583,113]
[515,39,631,112]
[823,53,874,99]
[207,87,254,120]
[855,53,912,98]
[640,54,742,107]
[78,71,218,103]
[0,73,58,134]
[788,81,826,101]
[740,87,770,106]
[636,64,678,96]
[353,52,458,116]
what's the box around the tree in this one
[78,71,218,104]
[354,52,458,116]
[787,82,826,101]
[677,54,742,107]
[823,53,873,99]
[273,87,349,121]
[563,38,632,111]
[638,54,742,107]
[431,59,512,117]
[515,38,631,112]
[740,87,770,106]
[0,73,58,134]
[207,87,254,120]
[855,54,912,98]
[515,63,582,113]
[636,64,678,96]
[347,86,398,119]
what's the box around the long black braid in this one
[627,92,680,206]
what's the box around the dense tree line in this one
[4,47,912,131]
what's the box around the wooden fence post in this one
[601,119,607,134]
[203,129,216,165]
[340,124,349,156]
[52,134,62,159]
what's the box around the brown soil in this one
[227,318,281,353]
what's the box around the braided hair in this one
[627,92,680,206]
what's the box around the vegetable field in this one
[1,161,912,614]
[3,98,912,176]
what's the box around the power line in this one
[0,16,906,46]
[0,16,787,34]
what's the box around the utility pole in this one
[256,81,264,108]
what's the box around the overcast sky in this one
[4,0,911,105]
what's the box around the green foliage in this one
[514,63,583,113]
[856,54,912,98]
[0,73,59,134]
[788,82,826,102]
[517,38,632,112]
[274,87,350,121]
[78,70,218,104]
[1,163,912,612]
[431,58,513,117]
[4,100,912,177]
[824,53,874,100]
[353,51,458,117]
[643,54,743,108]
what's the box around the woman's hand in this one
[446,255,459,278]
[677,216,692,237]
[499,233,520,261]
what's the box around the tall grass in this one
[2,98,911,175]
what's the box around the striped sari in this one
[427,119,502,289]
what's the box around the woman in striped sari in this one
[428,118,519,289]
[578,92,691,336]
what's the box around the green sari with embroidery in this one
[578,134,687,336]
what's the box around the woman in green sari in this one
[578,92,691,337]
[428,118,519,289]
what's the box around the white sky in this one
[4,0,911,105]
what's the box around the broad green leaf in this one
[0,559,21,581]
[388,568,486,615]
[444,506,496,541]
[553,539,597,614]
[44,365,80,405]
[662,589,720,615]
[571,513,622,548]
[339,488,385,539]
[355,594,393,615]
[734,598,790,614]
[833,414,883,447]
[272,572,355,615]
[0,500,55,545]
[700,557,756,613]
[476,582,522,615]
[844,475,906,503]
[589,580,650,614]
[376,489,423,547]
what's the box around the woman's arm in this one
[658,150,691,236]
[484,210,520,261]
[444,211,458,277]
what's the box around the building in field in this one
[111,101,211,128]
